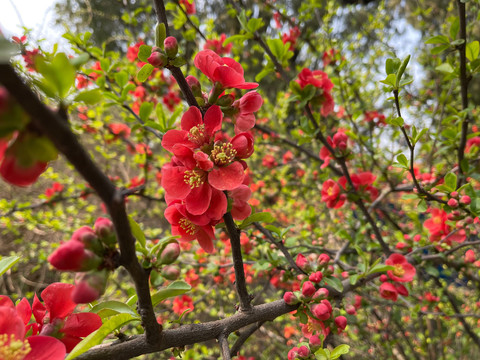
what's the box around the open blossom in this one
[321,179,346,209]
[282,26,301,50]
[339,171,378,202]
[203,34,232,55]
[424,208,466,244]
[194,50,258,89]
[385,253,416,282]
[296,68,334,116]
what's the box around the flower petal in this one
[186,183,212,215]
[208,162,245,191]
[25,336,66,360]
[41,283,76,320]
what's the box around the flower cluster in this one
[379,253,416,302]
[319,130,349,169]
[48,218,118,303]
[0,86,56,187]
[284,253,348,347]
[424,208,466,244]
[161,50,262,253]
[0,282,102,358]
[203,34,232,55]
[296,68,334,116]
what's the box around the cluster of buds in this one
[283,253,348,348]
[48,217,118,303]
[319,130,349,169]
[149,240,182,286]
[147,36,182,68]
[447,191,471,209]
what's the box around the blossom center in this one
[210,143,237,166]
[184,170,205,189]
[393,264,405,277]
[188,124,208,146]
[179,218,197,235]
[0,335,31,360]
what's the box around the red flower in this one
[339,171,378,202]
[194,50,258,89]
[282,26,301,50]
[321,179,346,209]
[385,254,416,282]
[379,282,398,301]
[0,152,47,187]
[164,202,217,253]
[108,123,131,140]
[172,295,194,315]
[424,208,466,244]
[179,0,196,14]
[127,40,145,62]
[203,34,232,55]
[0,306,66,360]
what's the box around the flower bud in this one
[301,281,316,298]
[159,242,180,265]
[318,254,330,266]
[164,36,178,58]
[71,226,103,253]
[72,270,108,304]
[447,198,458,208]
[216,93,235,107]
[237,91,263,113]
[186,75,202,97]
[148,51,168,67]
[94,218,116,247]
[309,334,322,348]
[283,291,300,305]
[465,249,476,263]
[48,240,102,272]
[309,271,323,283]
[295,253,308,271]
[162,265,180,280]
[460,195,471,205]
[313,287,329,300]
[346,305,356,315]
[231,133,255,159]
[311,302,331,321]
[334,315,347,332]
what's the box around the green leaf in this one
[114,71,129,88]
[324,276,343,292]
[151,280,192,306]
[425,35,450,45]
[156,22,166,49]
[267,38,285,60]
[417,199,427,212]
[396,154,408,167]
[436,63,454,74]
[36,53,76,98]
[450,18,460,40]
[385,58,401,75]
[466,41,480,61]
[445,172,457,191]
[430,44,450,55]
[90,300,138,319]
[74,89,104,105]
[246,18,264,33]
[137,63,154,82]
[388,117,404,127]
[368,264,394,275]
[128,216,146,248]
[331,344,350,359]
[223,34,251,46]
[139,102,154,122]
[380,74,396,88]
[138,44,152,62]
[66,314,139,360]
[239,212,275,229]
[70,53,90,68]
[396,55,410,88]
[0,256,20,276]
[315,348,329,360]
[29,137,58,162]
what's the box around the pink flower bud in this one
[162,265,180,280]
[283,291,300,305]
[186,75,202,96]
[309,334,322,347]
[48,240,101,272]
[447,198,458,208]
[380,274,388,282]
[461,195,471,205]
[159,242,180,265]
[465,249,476,263]
[313,287,329,300]
[147,51,167,67]
[72,270,108,304]
[346,305,356,315]
[301,281,316,298]
[238,91,263,113]
[450,191,459,197]
[334,315,347,332]
[297,346,310,358]
[318,254,330,265]
[333,132,348,147]
[164,36,178,58]
[311,302,331,321]
[309,271,323,283]
[295,253,308,270]
[231,133,255,159]
[94,217,114,239]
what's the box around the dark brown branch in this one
[223,212,252,311]
[229,321,265,357]
[218,333,232,360]
[456,0,470,187]
[75,300,298,360]
[0,64,161,343]
[152,0,199,108]
[254,222,307,276]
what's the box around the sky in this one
[1,0,63,48]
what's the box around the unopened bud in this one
[283,291,300,305]
[301,281,316,298]
[162,265,180,280]
[148,51,168,67]
[164,36,178,58]
[48,240,102,272]
[159,242,180,265]
[186,75,202,97]
[447,198,458,208]
[72,270,108,304]
[216,94,235,107]
[461,195,471,205]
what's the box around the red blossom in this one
[194,50,258,90]
[379,282,398,301]
[203,34,232,55]
[172,295,194,315]
[385,253,416,282]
